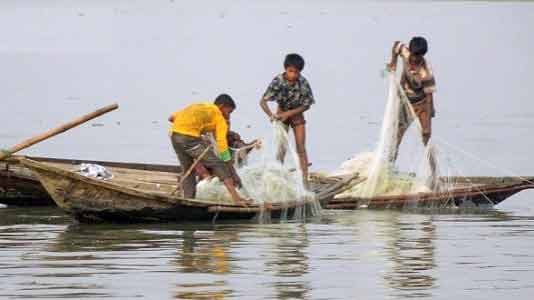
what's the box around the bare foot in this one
[263,201,273,210]
[235,197,254,207]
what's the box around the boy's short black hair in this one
[409,36,428,56]
[284,53,305,71]
[214,94,236,109]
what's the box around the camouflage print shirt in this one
[262,73,315,111]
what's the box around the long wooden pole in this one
[0,103,119,160]
[172,146,211,196]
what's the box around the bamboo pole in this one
[171,146,211,196]
[0,103,119,160]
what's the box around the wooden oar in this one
[0,103,119,160]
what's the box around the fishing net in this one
[196,162,313,204]
[196,121,317,214]
[333,70,439,198]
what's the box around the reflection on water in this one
[383,215,437,298]
[1,207,534,299]
[263,224,310,300]
[173,229,238,299]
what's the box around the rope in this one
[390,72,531,184]
[441,152,496,206]
[229,140,261,152]
[392,70,528,198]
[434,136,534,186]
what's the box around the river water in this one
[2,1,534,299]
[1,206,533,299]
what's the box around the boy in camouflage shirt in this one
[260,53,315,185]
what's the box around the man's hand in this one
[387,41,401,73]
[253,139,262,150]
[275,111,291,122]
[269,114,280,122]
[392,41,401,55]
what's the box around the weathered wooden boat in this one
[1,156,179,206]
[324,176,534,210]
[18,158,355,223]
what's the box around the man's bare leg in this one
[419,108,438,189]
[293,124,309,188]
[392,125,408,163]
[223,178,252,206]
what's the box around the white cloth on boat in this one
[78,163,113,180]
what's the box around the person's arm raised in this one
[387,41,402,71]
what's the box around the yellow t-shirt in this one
[170,103,231,161]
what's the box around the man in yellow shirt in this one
[169,94,250,205]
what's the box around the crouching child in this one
[169,94,251,206]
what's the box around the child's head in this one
[409,37,428,66]
[283,53,305,82]
[214,94,236,119]
[409,37,428,56]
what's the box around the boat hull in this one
[1,156,180,206]
[21,158,324,223]
[325,177,534,210]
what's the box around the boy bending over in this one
[169,94,251,206]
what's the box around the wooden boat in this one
[1,156,179,206]
[18,158,355,223]
[324,176,534,210]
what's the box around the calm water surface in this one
[1,203,534,299]
[2,1,534,299]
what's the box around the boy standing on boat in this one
[260,53,315,186]
[387,36,436,161]
[169,94,251,206]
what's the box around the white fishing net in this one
[196,162,314,205]
[196,121,316,208]
[333,70,439,198]
[330,152,375,178]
